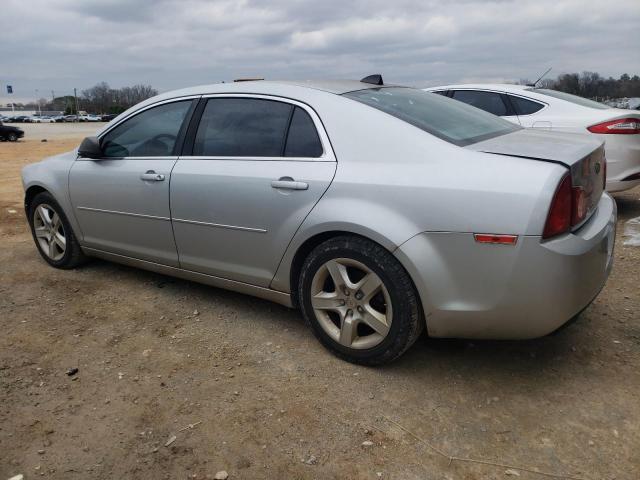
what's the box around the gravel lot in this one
[1,127,639,480]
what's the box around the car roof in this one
[159,79,394,99]
[424,83,531,92]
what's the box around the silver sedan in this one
[22,76,616,365]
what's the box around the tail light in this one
[543,174,572,239]
[587,118,640,134]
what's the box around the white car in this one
[35,116,56,123]
[424,84,640,192]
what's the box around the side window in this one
[284,107,323,157]
[194,98,292,157]
[509,95,545,115]
[451,90,508,116]
[101,101,192,157]
[431,90,449,96]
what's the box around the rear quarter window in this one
[508,95,545,115]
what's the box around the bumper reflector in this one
[474,234,518,245]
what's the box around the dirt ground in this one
[1,129,639,480]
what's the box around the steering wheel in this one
[151,133,177,144]
[132,133,177,156]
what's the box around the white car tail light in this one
[587,118,640,134]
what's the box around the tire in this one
[8,132,17,142]
[298,235,423,365]
[28,192,87,269]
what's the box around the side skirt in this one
[82,247,294,308]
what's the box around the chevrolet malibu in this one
[22,77,616,365]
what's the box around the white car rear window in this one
[529,89,610,110]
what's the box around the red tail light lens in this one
[571,186,588,225]
[587,118,640,134]
[543,174,572,239]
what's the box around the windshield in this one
[528,88,610,110]
[343,87,520,146]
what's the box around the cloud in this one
[0,0,638,102]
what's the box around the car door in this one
[171,95,337,287]
[69,98,197,266]
[450,90,521,125]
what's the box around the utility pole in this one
[74,88,79,120]
[35,89,41,116]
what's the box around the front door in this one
[171,96,336,287]
[69,99,195,266]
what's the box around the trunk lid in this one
[469,129,606,229]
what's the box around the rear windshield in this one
[528,88,610,110]
[343,87,520,146]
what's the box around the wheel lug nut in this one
[355,291,363,300]
[357,306,364,313]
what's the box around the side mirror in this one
[78,136,103,159]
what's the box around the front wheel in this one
[8,132,17,142]
[28,192,87,269]
[298,235,423,365]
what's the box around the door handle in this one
[140,171,165,182]
[271,178,309,190]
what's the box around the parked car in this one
[100,114,118,122]
[0,121,24,141]
[21,77,615,365]
[86,114,102,122]
[64,115,78,122]
[424,84,640,192]
[33,116,56,123]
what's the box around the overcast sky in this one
[1,0,639,103]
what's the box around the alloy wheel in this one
[33,204,66,261]
[310,258,392,349]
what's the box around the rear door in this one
[451,89,521,125]
[69,99,196,266]
[171,95,336,287]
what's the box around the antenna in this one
[528,67,552,87]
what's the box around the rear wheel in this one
[298,235,423,365]
[28,192,87,269]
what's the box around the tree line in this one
[523,72,640,100]
[10,73,639,114]
[17,82,159,114]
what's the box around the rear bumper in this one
[395,193,616,339]
[602,135,640,192]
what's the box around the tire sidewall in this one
[29,192,78,268]
[299,238,420,363]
